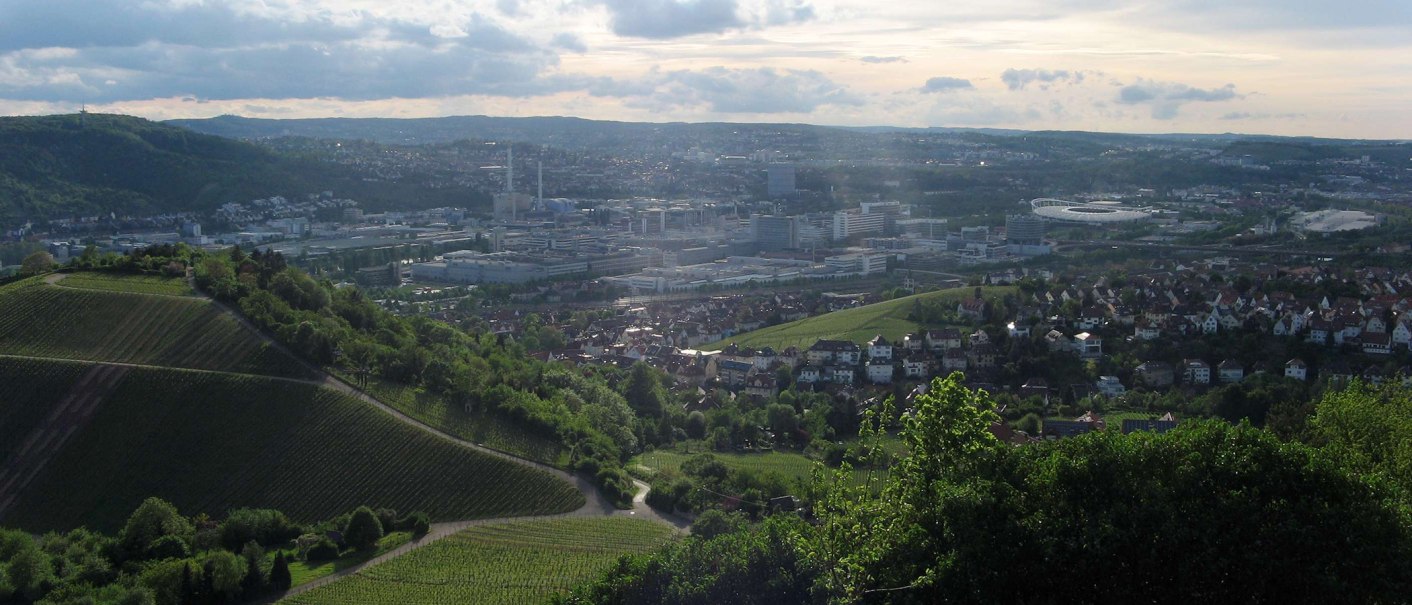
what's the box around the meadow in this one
[703,285,1016,350]
[0,364,585,533]
[282,517,676,605]
[0,278,311,378]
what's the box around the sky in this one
[1,0,1409,139]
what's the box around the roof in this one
[1121,419,1181,434]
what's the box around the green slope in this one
[283,518,676,605]
[0,359,584,533]
[704,285,1015,351]
[0,276,313,379]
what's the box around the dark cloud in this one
[598,0,744,38]
[919,76,974,93]
[0,1,571,103]
[594,0,814,39]
[860,56,906,63]
[550,33,588,53]
[1116,79,1239,119]
[1000,68,1088,90]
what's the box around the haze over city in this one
[1,0,1409,138]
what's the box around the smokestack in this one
[537,160,544,208]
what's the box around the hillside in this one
[0,274,585,532]
[284,517,675,604]
[0,275,314,378]
[0,358,584,533]
[0,113,483,227]
[703,285,1015,351]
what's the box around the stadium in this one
[1029,198,1152,224]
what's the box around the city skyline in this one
[1,0,1408,139]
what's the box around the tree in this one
[202,550,246,600]
[344,506,384,551]
[240,541,266,596]
[269,552,293,591]
[120,497,193,558]
[623,363,666,418]
[20,250,55,275]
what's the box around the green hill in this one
[704,285,1015,351]
[283,517,676,604]
[0,358,584,533]
[0,276,313,378]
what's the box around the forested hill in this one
[0,113,335,225]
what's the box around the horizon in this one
[1,1,1409,140]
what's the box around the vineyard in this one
[361,378,568,467]
[0,278,311,378]
[56,272,195,297]
[283,517,676,605]
[0,366,585,533]
[0,358,89,462]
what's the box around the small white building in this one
[1095,375,1126,397]
[867,361,894,384]
[1284,359,1307,381]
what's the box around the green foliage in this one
[286,518,674,605]
[218,508,302,551]
[20,251,55,275]
[304,538,340,563]
[343,507,385,552]
[270,552,293,591]
[146,534,192,560]
[58,272,195,297]
[688,510,747,540]
[1311,381,1412,500]
[401,512,431,537]
[120,498,193,559]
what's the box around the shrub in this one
[146,534,191,560]
[399,511,431,536]
[344,506,384,551]
[304,538,340,562]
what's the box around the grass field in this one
[0,278,312,379]
[703,285,1016,351]
[57,272,194,297]
[282,518,676,605]
[0,360,585,533]
[286,532,413,587]
[360,378,567,467]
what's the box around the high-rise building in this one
[1005,214,1045,245]
[832,211,886,240]
[766,164,796,197]
[751,214,800,250]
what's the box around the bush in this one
[146,534,191,560]
[270,552,293,591]
[344,506,384,551]
[691,509,747,540]
[304,537,340,562]
[399,511,431,536]
[375,508,399,534]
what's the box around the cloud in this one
[1116,79,1240,119]
[595,0,814,39]
[1000,68,1088,91]
[597,0,744,38]
[604,66,859,113]
[1220,111,1303,120]
[860,56,906,64]
[550,33,588,53]
[919,76,974,93]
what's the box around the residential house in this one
[1095,375,1126,397]
[1121,413,1180,434]
[1007,321,1032,339]
[1217,359,1244,383]
[1184,359,1211,385]
[743,373,779,399]
[925,329,962,352]
[1362,332,1393,356]
[797,366,822,384]
[717,359,754,387]
[866,335,893,361]
[943,348,968,372]
[902,354,931,379]
[1074,332,1102,359]
[1284,358,1307,381]
[1134,319,1162,341]
[901,333,925,352]
[807,340,860,365]
[866,360,895,384]
[1134,361,1175,388]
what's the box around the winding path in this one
[30,273,691,602]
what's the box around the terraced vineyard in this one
[56,272,194,296]
[361,378,568,467]
[283,518,676,605]
[0,277,310,378]
[0,365,585,533]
